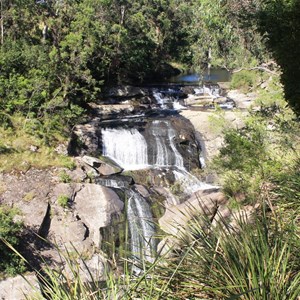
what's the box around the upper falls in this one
[101,119,186,171]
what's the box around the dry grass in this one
[0,116,74,172]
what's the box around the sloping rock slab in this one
[81,155,123,176]
[0,274,40,300]
[159,190,226,237]
[74,184,124,247]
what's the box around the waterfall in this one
[101,120,185,170]
[153,92,168,109]
[127,190,156,273]
[173,169,217,194]
[102,128,149,170]
[149,120,184,169]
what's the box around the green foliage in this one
[177,209,300,299]
[230,70,259,91]
[0,206,26,276]
[257,0,300,115]
[170,181,183,195]
[213,80,300,203]
[57,195,69,208]
[59,171,71,183]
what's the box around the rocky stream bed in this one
[0,83,258,299]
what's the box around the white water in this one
[173,169,217,194]
[102,120,185,170]
[102,128,149,170]
[150,120,184,169]
[127,190,156,273]
[194,85,220,98]
[153,89,184,110]
[153,92,169,109]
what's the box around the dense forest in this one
[0,0,283,139]
[1,0,300,299]
[0,0,299,136]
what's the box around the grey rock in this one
[159,190,226,237]
[82,155,102,168]
[106,86,150,98]
[74,184,124,247]
[135,184,150,198]
[48,214,92,252]
[95,175,134,189]
[0,274,40,300]
[98,161,123,176]
[70,118,101,156]
[81,155,123,176]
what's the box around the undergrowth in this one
[0,114,74,172]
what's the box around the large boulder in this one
[74,184,124,247]
[81,155,123,176]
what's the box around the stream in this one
[98,72,229,271]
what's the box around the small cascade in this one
[153,92,169,109]
[127,190,156,273]
[102,128,149,170]
[173,169,218,194]
[153,88,184,110]
[149,120,184,169]
[194,84,220,98]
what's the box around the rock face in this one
[74,184,124,247]
[81,155,123,176]
[68,118,101,156]
[0,274,40,300]
[159,189,226,237]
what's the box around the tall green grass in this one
[5,200,299,299]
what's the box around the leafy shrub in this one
[230,70,259,91]
[0,206,26,276]
[59,171,71,183]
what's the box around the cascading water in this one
[101,120,185,170]
[148,120,184,169]
[127,190,156,273]
[153,89,184,110]
[102,128,149,170]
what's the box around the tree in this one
[258,0,300,115]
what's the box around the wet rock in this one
[74,184,124,247]
[0,274,40,300]
[68,118,101,156]
[95,174,134,189]
[105,85,150,98]
[135,184,150,198]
